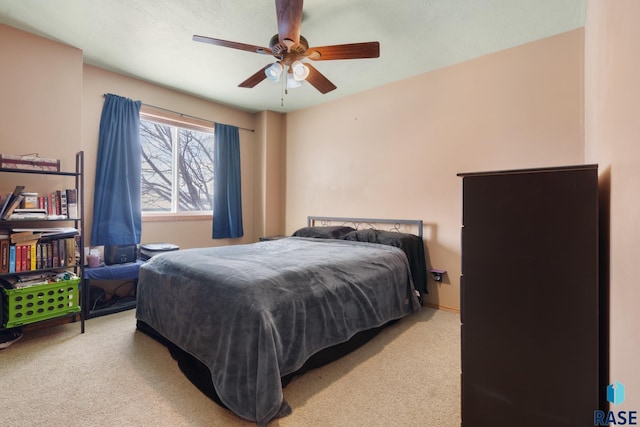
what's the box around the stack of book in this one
[6,209,47,220]
[0,228,80,274]
[3,272,50,289]
[0,186,78,220]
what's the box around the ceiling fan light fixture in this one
[286,73,303,89]
[265,62,283,82]
[291,60,310,81]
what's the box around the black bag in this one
[104,244,137,265]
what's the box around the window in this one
[139,112,214,215]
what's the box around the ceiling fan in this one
[193,0,380,94]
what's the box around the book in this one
[13,208,47,214]
[65,238,76,266]
[29,243,35,270]
[46,193,52,215]
[36,243,43,270]
[52,241,59,267]
[13,279,49,289]
[58,239,66,267]
[40,228,79,241]
[21,192,39,209]
[0,185,25,218]
[12,227,77,236]
[44,242,52,268]
[0,154,59,172]
[0,192,13,218]
[41,243,49,269]
[8,209,48,220]
[66,188,78,219]
[10,230,35,239]
[60,189,67,217]
[9,245,16,273]
[54,191,61,215]
[16,244,22,272]
[49,192,57,216]
[0,238,9,273]
[22,245,28,271]
[11,232,42,244]
[2,194,24,220]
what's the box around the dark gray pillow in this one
[342,228,416,246]
[292,226,356,239]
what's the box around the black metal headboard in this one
[307,216,423,239]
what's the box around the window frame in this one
[139,106,214,222]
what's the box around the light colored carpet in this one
[0,306,460,426]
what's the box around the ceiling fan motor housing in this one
[269,34,308,57]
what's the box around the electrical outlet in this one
[429,269,446,282]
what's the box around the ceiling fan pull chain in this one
[281,71,285,107]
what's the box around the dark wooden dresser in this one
[459,164,600,426]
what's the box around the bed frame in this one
[307,216,423,238]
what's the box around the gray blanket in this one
[135,237,421,425]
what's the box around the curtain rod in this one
[103,94,255,132]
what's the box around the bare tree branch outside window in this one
[140,119,214,212]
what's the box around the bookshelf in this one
[0,151,85,333]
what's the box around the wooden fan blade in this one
[239,65,271,88]
[307,42,380,61]
[304,63,337,94]
[275,0,303,48]
[193,35,272,55]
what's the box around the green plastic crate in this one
[2,278,81,328]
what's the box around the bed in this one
[135,216,426,425]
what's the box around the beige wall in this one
[585,0,640,410]
[285,29,585,310]
[0,24,83,195]
[0,25,83,164]
[253,110,286,238]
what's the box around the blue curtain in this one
[91,94,142,246]
[212,123,244,239]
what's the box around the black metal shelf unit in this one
[0,151,85,333]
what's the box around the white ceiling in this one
[0,0,587,113]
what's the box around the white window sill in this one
[142,212,212,222]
